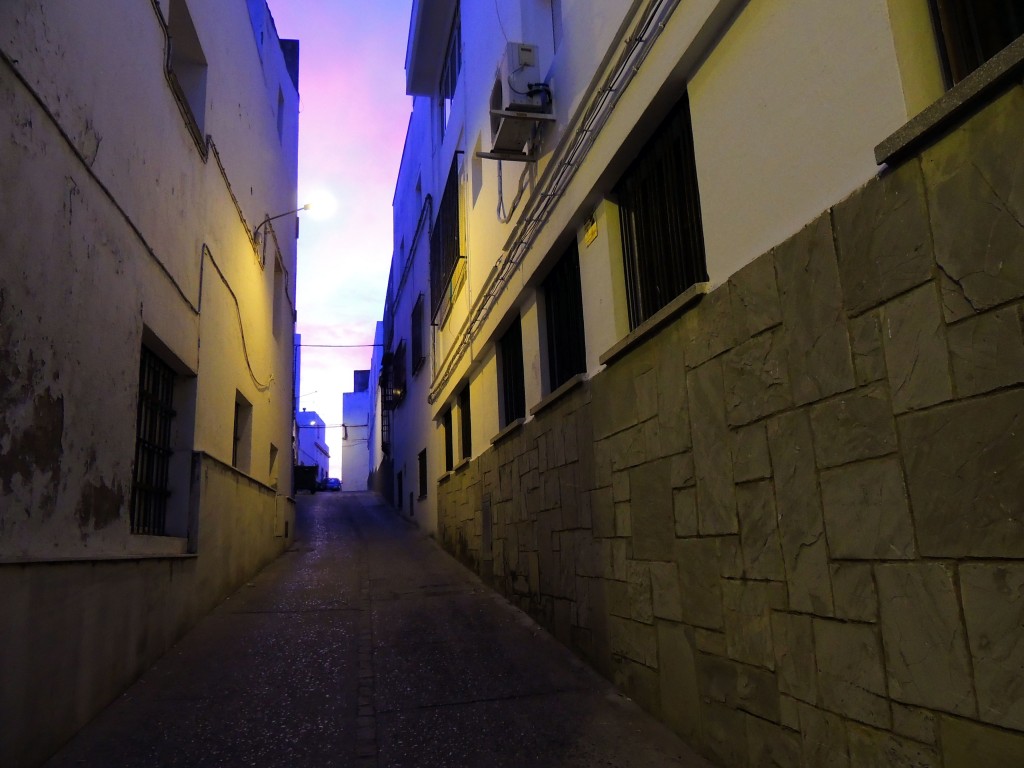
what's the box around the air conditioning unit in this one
[488,43,553,157]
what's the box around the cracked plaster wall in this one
[437,84,1024,767]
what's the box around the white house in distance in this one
[0,1,300,764]
[342,370,373,490]
[296,408,330,483]
[381,0,1024,764]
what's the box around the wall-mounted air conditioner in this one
[484,42,554,160]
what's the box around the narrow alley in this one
[44,492,712,768]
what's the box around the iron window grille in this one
[458,385,472,460]
[443,409,454,472]
[499,317,526,426]
[379,352,395,455]
[131,347,175,535]
[393,340,407,404]
[543,241,587,391]
[616,90,707,331]
[928,0,1024,86]
[430,158,462,320]
[411,294,426,374]
[418,449,428,499]
[439,2,461,138]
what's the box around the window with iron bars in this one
[438,3,461,139]
[393,340,407,404]
[379,352,395,455]
[131,347,176,535]
[616,90,707,331]
[430,158,461,320]
[543,241,586,392]
[443,408,454,472]
[928,0,1023,86]
[458,384,472,460]
[499,317,526,427]
[418,448,428,499]
[411,293,426,374]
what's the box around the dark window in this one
[411,294,425,374]
[929,0,1024,86]
[418,449,428,498]
[543,241,586,391]
[499,317,526,426]
[393,340,407,403]
[232,392,253,472]
[439,3,462,137]
[131,347,176,535]
[168,0,208,142]
[396,470,403,509]
[430,158,461,319]
[459,385,472,459]
[443,409,454,472]
[616,90,707,330]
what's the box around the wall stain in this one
[0,390,65,516]
[76,479,124,533]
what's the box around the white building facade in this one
[296,409,331,483]
[0,1,300,764]
[383,0,1024,764]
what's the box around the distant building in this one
[296,409,330,483]
[342,371,372,490]
[382,1,1024,765]
[0,1,300,764]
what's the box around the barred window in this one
[458,385,472,460]
[543,241,586,391]
[439,3,461,137]
[498,317,526,427]
[131,347,176,535]
[430,158,461,320]
[393,340,407,404]
[443,408,454,472]
[929,0,1024,86]
[411,293,425,374]
[418,449,428,499]
[616,90,707,330]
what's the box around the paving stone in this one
[732,422,771,483]
[649,561,682,621]
[722,580,785,669]
[746,715,801,768]
[882,283,953,413]
[774,213,856,405]
[614,502,631,538]
[695,629,727,656]
[767,410,834,615]
[849,309,887,385]
[939,714,1024,768]
[847,724,940,768]
[809,383,897,468]
[922,86,1024,322]
[735,481,785,581]
[875,562,975,716]
[681,284,737,367]
[819,458,915,560]
[672,488,697,537]
[771,612,817,704]
[591,350,648,439]
[799,704,849,768]
[687,360,737,535]
[655,323,693,456]
[656,622,701,742]
[830,561,878,623]
[717,536,744,580]
[612,470,630,502]
[702,700,749,768]
[590,487,615,538]
[729,250,783,341]
[723,329,792,427]
[960,563,1024,730]
[892,703,937,745]
[673,538,723,630]
[696,653,780,722]
[666,453,694,491]
[627,560,653,625]
[833,159,934,314]
[608,616,658,668]
[948,306,1024,396]
[813,619,889,728]
[899,389,1024,557]
[778,694,801,731]
[635,368,658,423]
[608,424,646,472]
[628,457,673,561]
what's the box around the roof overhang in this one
[405,0,458,96]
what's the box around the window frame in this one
[411,293,426,375]
[927,0,1024,86]
[417,449,428,499]
[498,317,526,427]
[438,3,462,139]
[430,158,462,322]
[542,240,587,392]
[131,347,177,536]
[458,385,472,460]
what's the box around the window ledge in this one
[875,35,1024,166]
[453,456,471,473]
[0,537,194,565]
[530,373,586,417]
[490,417,525,446]
[437,471,452,485]
[599,282,710,367]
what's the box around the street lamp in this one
[253,203,310,267]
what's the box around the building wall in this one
[342,388,372,490]
[0,1,299,764]
[437,87,1024,766]
[296,410,330,481]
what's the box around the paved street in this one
[45,492,712,767]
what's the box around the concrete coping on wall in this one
[490,416,526,446]
[0,544,196,566]
[875,34,1024,167]
[530,373,587,417]
[599,281,710,367]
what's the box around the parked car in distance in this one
[324,478,342,492]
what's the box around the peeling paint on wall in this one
[75,479,124,533]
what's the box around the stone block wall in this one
[436,85,1024,766]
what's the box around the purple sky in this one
[270,2,412,476]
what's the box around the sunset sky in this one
[270,2,413,477]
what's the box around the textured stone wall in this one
[437,85,1024,766]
